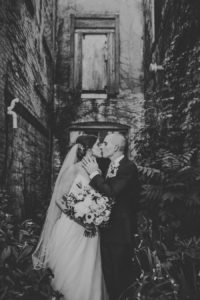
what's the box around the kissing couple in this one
[32,132,140,300]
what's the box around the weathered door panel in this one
[82,34,107,91]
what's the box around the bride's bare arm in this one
[55,197,67,212]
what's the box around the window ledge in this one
[81,93,107,99]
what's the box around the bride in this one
[32,134,108,300]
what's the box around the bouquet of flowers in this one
[61,174,113,237]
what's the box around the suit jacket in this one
[90,157,140,244]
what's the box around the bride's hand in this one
[81,156,99,175]
[56,197,68,213]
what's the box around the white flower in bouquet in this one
[85,213,94,224]
[102,211,111,222]
[104,209,111,217]
[94,204,106,215]
[76,194,84,201]
[103,216,110,222]
[94,216,104,226]
[74,202,89,217]
[100,203,107,211]
[90,202,99,211]
[84,195,93,206]
[97,197,107,205]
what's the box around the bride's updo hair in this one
[76,134,98,161]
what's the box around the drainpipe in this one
[7,98,19,128]
[49,0,57,193]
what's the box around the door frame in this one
[69,121,129,144]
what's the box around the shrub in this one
[137,148,200,237]
[119,216,200,300]
[0,190,62,300]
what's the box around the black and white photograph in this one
[1,0,200,299]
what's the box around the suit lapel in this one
[116,156,127,172]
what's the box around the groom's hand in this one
[81,155,99,175]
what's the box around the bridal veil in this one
[32,144,79,269]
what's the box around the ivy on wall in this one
[54,90,81,160]
[135,0,200,235]
[141,0,200,160]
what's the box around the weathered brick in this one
[0,0,56,217]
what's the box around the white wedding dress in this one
[47,165,108,300]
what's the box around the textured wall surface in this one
[0,0,56,217]
[143,0,200,152]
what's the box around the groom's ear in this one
[114,144,119,152]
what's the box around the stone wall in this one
[55,0,145,160]
[0,0,56,217]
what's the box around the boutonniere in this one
[106,162,120,178]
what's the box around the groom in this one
[82,133,140,300]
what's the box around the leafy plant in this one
[137,148,200,236]
[119,216,200,300]
[0,190,62,300]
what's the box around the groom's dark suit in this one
[90,156,140,300]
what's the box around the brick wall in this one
[0,0,56,217]
[143,0,200,152]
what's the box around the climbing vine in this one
[54,90,81,160]
[130,3,200,298]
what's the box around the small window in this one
[70,14,120,96]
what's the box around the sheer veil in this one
[32,144,79,269]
